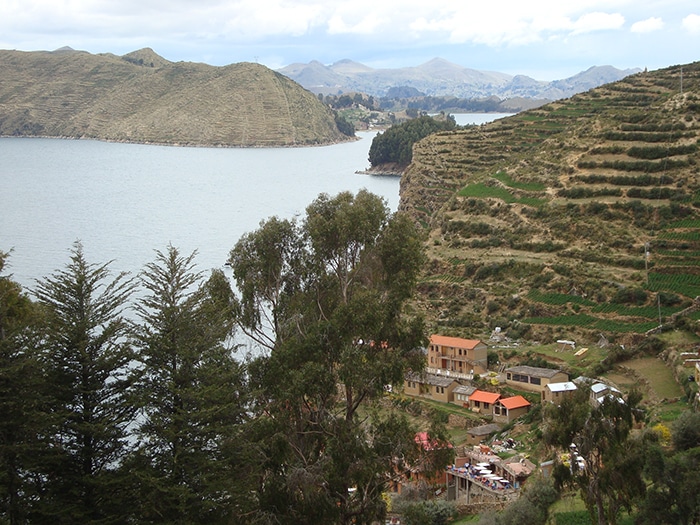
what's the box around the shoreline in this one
[0,133,359,150]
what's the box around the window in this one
[530,377,541,385]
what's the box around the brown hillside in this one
[0,48,348,147]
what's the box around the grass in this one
[621,357,683,399]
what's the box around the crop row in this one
[458,183,544,207]
[523,314,659,333]
[572,173,673,186]
[527,290,594,306]
[646,272,700,298]
[492,171,546,191]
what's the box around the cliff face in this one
[399,62,700,342]
[0,48,348,147]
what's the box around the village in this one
[396,334,635,509]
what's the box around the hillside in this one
[399,62,700,346]
[278,57,639,100]
[0,48,348,147]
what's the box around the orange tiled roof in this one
[430,334,484,349]
[469,390,501,404]
[498,395,531,410]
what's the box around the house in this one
[493,395,531,424]
[590,382,623,407]
[428,335,488,376]
[465,423,502,445]
[392,432,453,493]
[504,365,569,393]
[468,389,501,415]
[404,373,460,403]
[542,381,578,404]
[452,384,477,408]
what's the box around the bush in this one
[401,500,458,525]
[612,286,648,305]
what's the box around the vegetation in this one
[369,115,457,167]
[400,60,700,342]
[0,190,433,524]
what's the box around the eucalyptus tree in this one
[548,389,646,525]
[229,190,427,525]
[130,246,250,524]
[32,241,137,523]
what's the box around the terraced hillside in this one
[400,62,700,344]
[0,48,348,147]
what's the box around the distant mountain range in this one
[278,58,641,100]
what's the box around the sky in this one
[1,0,699,80]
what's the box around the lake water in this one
[1,114,507,290]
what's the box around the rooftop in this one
[547,381,578,392]
[430,334,485,350]
[498,395,531,410]
[470,390,501,404]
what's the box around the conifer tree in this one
[130,246,249,524]
[32,242,136,523]
[0,251,46,524]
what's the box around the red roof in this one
[414,431,453,450]
[430,334,484,349]
[469,390,501,404]
[498,395,531,410]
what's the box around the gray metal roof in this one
[467,423,501,436]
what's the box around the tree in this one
[229,190,427,525]
[636,411,700,525]
[130,246,249,524]
[368,115,456,167]
[572,392,646,525]
[32,241,137,523]
[0,251,46,524]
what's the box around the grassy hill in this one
[399,62,700,346]
[0,48,348,147]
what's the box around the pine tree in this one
[0,251,46,524]
[130,246,250,524]
[32,241,137,523]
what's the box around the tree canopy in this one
[368,115,457,167]
[229,189,428,524]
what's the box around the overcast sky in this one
[2,0,699,80]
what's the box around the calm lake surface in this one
[1,114,508,290]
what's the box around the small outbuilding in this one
[452,384,477,407]
[468,390,501,415]
[465,423,502,446]
[493,395,531,424]
[542,381,578,404]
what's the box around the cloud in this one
[631,17,664,34]
[570,12,625,35]
[683,13,700,34]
